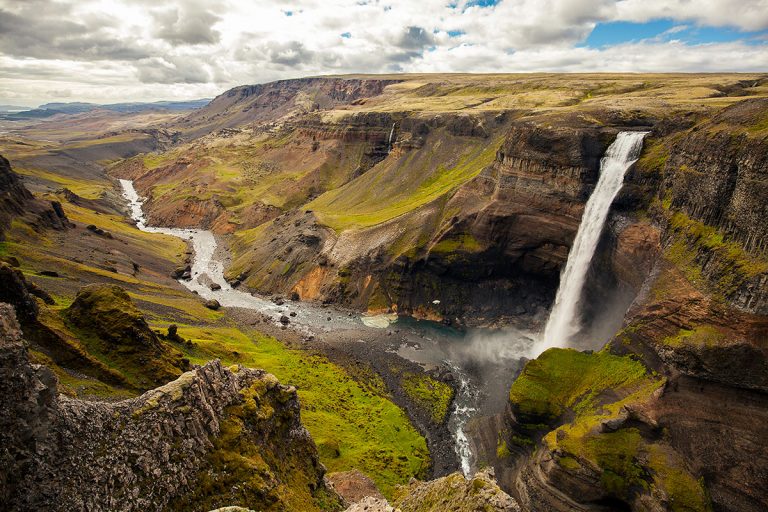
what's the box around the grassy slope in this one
[117,128,371,227]
[308,131,502,232]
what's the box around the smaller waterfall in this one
[533,131,648,356]
[387,122,396,152]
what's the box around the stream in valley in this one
[120,179,536,475]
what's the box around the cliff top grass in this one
[317,73,768,118]
[164,322,429,498]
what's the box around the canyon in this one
[0,73,766,511]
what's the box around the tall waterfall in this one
[387,122,396,152]
[533,131,648,356]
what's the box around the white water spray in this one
[533,131,648,356]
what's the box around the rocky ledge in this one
[342,469,520,512]
[0,302,339,511]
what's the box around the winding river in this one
[120,179,535,475]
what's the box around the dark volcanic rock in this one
[204,298,221,310]
[0,263,39,321]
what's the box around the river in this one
[120,178,536,474]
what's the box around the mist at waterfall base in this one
[533,131,649,356]
[395,318,534,473]
[397,318,534,408]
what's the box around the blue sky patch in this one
[584,19,768,47]
[341,32,352,38]
[447,29,465,37]
[465,0,500,7]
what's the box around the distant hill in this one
[0,104,32,113]
[1,99,211,120]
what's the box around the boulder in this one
[204,299,221,310]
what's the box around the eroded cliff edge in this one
[0,302,340,512]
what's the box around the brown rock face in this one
[365,122,617,328]
[0,303,337,511]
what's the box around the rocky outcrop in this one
[0,154,69,239]
[341,470,519,512]
[64,284,189,388]
[0,262,131,388]
[392,470,520,512]
[0,303,339,511]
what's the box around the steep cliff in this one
[0,302,341,511]
[175,77,401,139]
[474,99,768,512]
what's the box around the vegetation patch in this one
[309,135,502,231]
[430,234,482,255]
[508,347,653,422]
[663,325,725,348]
[400,372,455,425]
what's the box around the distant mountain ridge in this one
[1,98,211,119]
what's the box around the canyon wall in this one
[471,99,768,512]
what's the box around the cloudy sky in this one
[1,0,767,106]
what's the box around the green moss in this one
[63,284,186,389]
[169,323,429,497]
[648,446,711,512]
[430,234,482,254]
[173,380,343,512]
[400,372,455,425]
[557,455,581,471]
[636,139,669,176]
[508,348,652,422]
[663,325,725,348]
[496,439,511,459]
